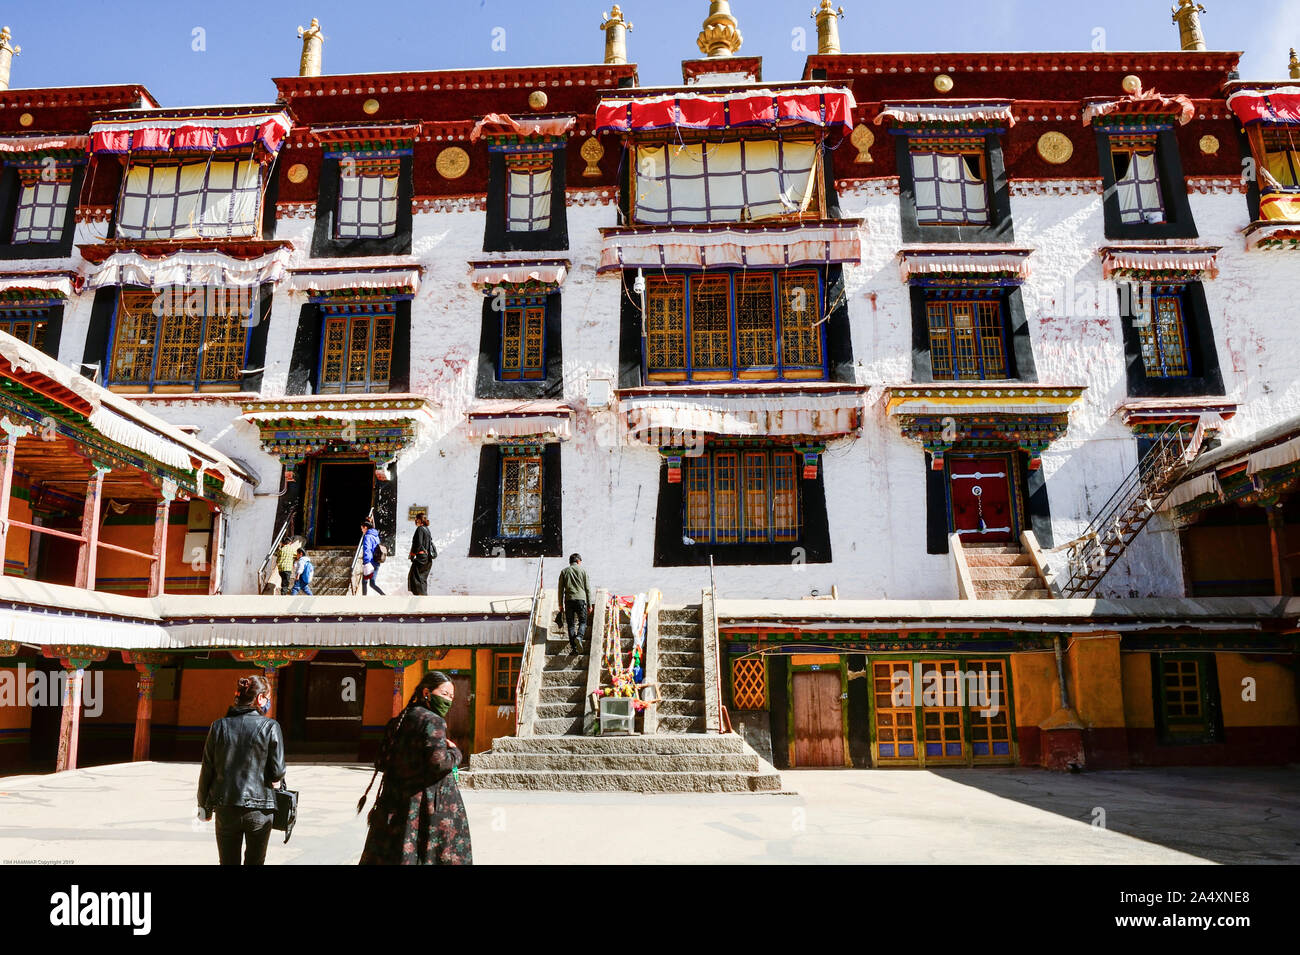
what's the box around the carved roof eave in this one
[272,64,639,100]
[802,51,1242,81]
[242,395,436,426]
[1117,398,1239,431]
[1244,221,1300,251]
[884,384,1086,418]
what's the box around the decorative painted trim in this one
[1186,176,1249,195]
[275,202,316,220]
[75,205,114,224]
[413,195,487,214]
[834,177,901,197]
[1009,179,1104,197]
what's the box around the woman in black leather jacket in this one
[197,675,286,865]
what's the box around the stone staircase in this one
[303,548,356,596]
[532,616,589,736]
[466,734,781,792]
[964,543,1051,599]
[654,605,707,734]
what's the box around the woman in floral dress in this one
[359,671,472,865]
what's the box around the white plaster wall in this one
[40,177,1299,602]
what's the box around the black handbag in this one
[272,779,299,844]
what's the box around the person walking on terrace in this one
[360,519,386,595]
[407,511,436,596]
[289,548,314,596]
[557,552,594,655]
[277,536,298,595]
[197,674,285,866]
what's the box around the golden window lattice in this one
[501,306,544,379]
[920,661,964,760]
[742,451,768,542]
[779,272,822,367]
[683,456,712,540]
[928,299,1006,381]
[500,455,543,538]
[646,277,687,370]
[772,451,799,541]
[690,276,731,370]
[1162,658,1202,719]
[1138,296,1190,378]
[731,657,767,710]
[199,310,248,384]
[873,661,917,760]
[321,318,348,386]
[156,310,202,382]
[713,452,740,542]
[965,660,1012,758]
[371,314,394,385]
[109,291,159,384]
[493,652,522,705]
[320,313,394,392]
[735,274,776,368]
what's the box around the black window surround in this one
[468,442,563,558]
[311,155,414,258]
[896,132,1014,244]
[475,291,564,399]
[285,299,412,396]
[925,447,1052,555]
[483,148,568,253]
[1116,280,1224,398]
[0,301,63,358]
[1095,127,1198,240]
[0,163,84,259]
[909,286,1037,384]
[1151,651,1222,745]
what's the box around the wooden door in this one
[444,673,473,767]
[949,456,1014,544]
[792,670,844,767]
[301,661,366,752]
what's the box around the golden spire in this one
[812,2,844,55]
[1290,48,1299,80]
[0,27,20,92]
[1171,0,1207,52]
[697,0,742,58]
[600,6,633,65]
[297,17,324,77]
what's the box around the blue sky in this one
[5,0,1297,105]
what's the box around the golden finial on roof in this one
[0,27,20,92]
[1171,0,1207,52]
[297,18,324,77]
[812,2,844,56]
[698,0,742,58]
[600,6,633,65]
[1290,48,1299,80]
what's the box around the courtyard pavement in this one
[0,761,1295,864]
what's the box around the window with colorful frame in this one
[505,154,553,233]
[492,651,523,705]
[870,657,1013,764]
[107,288,250,392]
[1154,652,1220,744]
[1131,286,1191,379]
[925,292,1009,381]
[335,156,400,239]
[116,158,263,240]
[0,307,49,350]
[682,445,800,545]
[11,167,74,244]
[730,656,768,710]
[632,138,821,225]
[318,304,394,394]
[1111,134,1165,225]
[499,452,544,539]
[644,270,825,382]
[498,298,546,381]
[1247,126,1300,192]
[909,137,990,226]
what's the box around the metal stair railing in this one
[514,558,546,736]
[258,508,296,594]
[1060,419,1209,598]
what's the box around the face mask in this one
[429,695,452,718]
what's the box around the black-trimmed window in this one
[12,175,72,244]
[335,156,400,240]
[896,132,1013,243]
[0,160,83,258]
[682,447,800,545]
[1096,127,1196,240]
[911,287,1033,383]
[483,147,567,253]
[1153,652,1221,744]
[644,270,826,382]
[476,289,563,399]
[318,305,394,394]
[1260,127,1300,189]
[500,302,545,381]
[107,288,251,392]
[469,443,562,558]
[0,308,49,350]
[117,158,263,240]
[311,153,413,258]
[492,652,522,705]
[506,161,553,233]
[499,452,544,539]
[1117,281,1223,397]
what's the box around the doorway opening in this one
[307,458,375,548]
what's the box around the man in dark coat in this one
[359,671,471,865]
[407,512,435,596]
[557,552,594,654]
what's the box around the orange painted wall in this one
[1068,635,1126,729]
[1216,654,1297,727]
[791,654,840,666]
[4,477,33,574]
[1121,653,1156,729]
[95,510,209,595]
[79,670,138,724]
[1011,651,1058,726]
[0,666,33,730]
[362,667,396,725]
[474,648,515,752]
[179,667,258,727]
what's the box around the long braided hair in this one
[356,670,452,815]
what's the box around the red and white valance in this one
[898,247,1033,283]
[874,102,1015,128]
[1227,88,1300,127]
[620,389,864,442]
[598,222,861,273]
[83,247,292,290]
[0,134,89,154]
[468,259,569,290]
[1082,92,1194,126]
[288,262,422,296]
[595,87,854,134]
[467,401,574,441]
[89,110,292,156]
[1162,471,1222,511]
[0,271,76,298]
[1100,246,1220,280]
[470,114,576,142]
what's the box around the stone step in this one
[969,565,1041,581]
[975,578,1050,597]
[542,659,586,675]
[464,769,782,793]
[656,716,709,733]
[658,609,702,624]
[540,667,586,683]
[658,623,699,637]
[965,552,1033,568]
[1001,589,1053,600]
[658,635,702,650]
[537,702,584,721]
[658,666,703,684]
[469,752,761,773]
[539,685,587,705]
[532,717,583,735]
[655,698,705,717]
[489,734,748,754]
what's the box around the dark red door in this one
[949,456,1015,544]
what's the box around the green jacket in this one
[557,564,593,607]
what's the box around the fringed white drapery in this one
[83,247,292,289]
[598,223,862,273]
[1163,471,1223,511]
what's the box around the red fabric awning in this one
[595,88,854,135]
[89,110,292,156]
[1227,88,1300,126]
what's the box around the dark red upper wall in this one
[0,85,157,136]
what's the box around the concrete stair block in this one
[464,769,782,793]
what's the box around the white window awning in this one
[898,246,1034,284]
[0,271,76,298]
[288,260,422,297]
[467,401,574,441]
[875,102,1015,127]
[619,386,865,442]
[83,247,292,289]
[598,222,862,273]
[467,259,569,290]
[1100,246,1221,280]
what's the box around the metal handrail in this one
[1060,420,1205,597]
[709,555,726,734]
[259,508,296,593]
[515,558,546,735]
[347,507,376,596]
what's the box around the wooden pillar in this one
[74,465,110,590]
[122,651,174,762]
[228,650,317,722]
[390,663,412,717]
[0,424,21,569]
[1267,503,1290,596]
[44,645,108,773]
[262,666,279,718]
[208,506,223,595]
[148,481,177,598]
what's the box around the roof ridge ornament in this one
[0,26,19,92]
[1290,48,1299,80]
[698,0,742,58]
[812,2,844,56]
[600,6,633,66]
[297,18,323,77]
[1171,0,1207,52]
